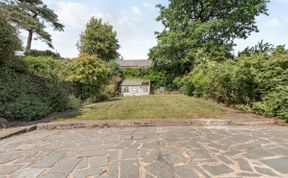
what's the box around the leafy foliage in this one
[149,0,269,87]
[0,63,79,121]
[24,49,61,58]
[177,46,288,121]
[3,95,51,121]
[106,61,124,96]
[1,0,64,51]
[68,54,110,100]
[23,56,69,78]
[78,18,120,61]
[0,15,21,61]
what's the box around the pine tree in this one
[1,0,64,52]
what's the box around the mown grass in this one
[56,95,233,121]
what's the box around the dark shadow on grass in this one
[8,97,123,127]
[101,97,123,103]
[9,108,82,128]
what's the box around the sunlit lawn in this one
[56,95,232,121]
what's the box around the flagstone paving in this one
[0,126,288,178]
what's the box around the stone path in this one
[0,126,288,178]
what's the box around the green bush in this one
[103,84,117,98]
[0,65,79,121]
[67,95,81,109]
[3,95,51,121]
[23,56,69,79]
[24,50,61,58]
[0,15,21,61]
[68,54,110,100]
[106,61,124,95]
[254,84,288,121]
[43,78,70,112]
[178,47,288,120]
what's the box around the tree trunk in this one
[25,29,33,53]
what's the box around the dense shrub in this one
[177,48,288,121]
[106,61,124,96]
[3,95,51,121]
[254,86,288,120]
[0,63,79,121]
[24,50,61,58]
[0,15,21,61]
[23,56,69,78]
[67,54,110,100]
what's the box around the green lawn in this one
[57,95,232,121]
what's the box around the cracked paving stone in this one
[10,168,44,178]
[262,157,288,173]
[188,150,211,159]
[208,143,228,151]
[161,149,178,156]
[120,135,131,140]
[224,149,241,156]
[107,161,119,177]
[45,158,81,177]
[267,148,288,156]
[32,152,65,168]
[120,160,139,178]
[77,158,88,169]
[2,126,288,177]
[0,164,23,175]
[203,164,233,176]
[217,155,233,164]
[122,149,138,159]
[175,165,199,178]
[142,151,158,163]
[38,174,64,178]
[145,160,174,178]
[194,165,212,178]
[73,168,102,178]
[255,166,279,176]
[132,134,145,140]
[114,140,134,149]
[237,159,253,172]
[162,153,187,165]
[237,172,261,177]
[244,149,274,159]
[90,156,108,168]
[78,149,106,157]
[108,151,119,160]
[0,153,22,165]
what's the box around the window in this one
[130,86,138,93]
[122,86,128,93]
[140,86,148,93]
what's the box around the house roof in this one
[121,79,150,86]
[117,60,152,68]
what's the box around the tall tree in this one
[149,0,269,87]
[1,0,64,52]
[0,14,21,61]
[77,17,120,62]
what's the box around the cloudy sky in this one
[21,0,288,59]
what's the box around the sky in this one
[20,0,288,59]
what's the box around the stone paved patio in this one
[0,126,288,178]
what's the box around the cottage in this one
[117,60,152,68]
[117,60,152,96]
[121,79,151,96]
